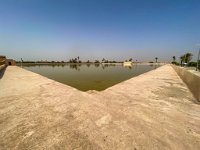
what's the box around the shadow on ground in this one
[0,66,7,79]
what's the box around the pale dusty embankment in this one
[0,65,200,150]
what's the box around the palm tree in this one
[185,53,193,63]
[20,58,23,67]
[74,58,77,63]
[180,53,193,66]
[172,56,176,62]
[94,60,99,63]
[179,56,183,65]
[180,55,185,66]
[155,57,158,63]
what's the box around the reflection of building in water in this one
[123,65,133,69]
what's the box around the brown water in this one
[22,63,160,91]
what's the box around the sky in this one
[0,0,200,62]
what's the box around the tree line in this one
[18,57,135,64]
[172,53,200,69]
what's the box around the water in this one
[22,63,160,91]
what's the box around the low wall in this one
[0,64,6,71]
[172,65,200,101]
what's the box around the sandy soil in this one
[0,65,200,150]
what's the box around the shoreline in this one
[16,62,167,66]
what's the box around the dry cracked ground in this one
[0,64,200,150]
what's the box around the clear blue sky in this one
[0,0,200,62]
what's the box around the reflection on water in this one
[69,64,81,71]
[22,63,161,91]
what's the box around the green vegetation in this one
[187,61,200,68]
[171,61,179,65]
[173,56,176,62]
[95,60,100,63]
[171,56,179,65]
[180,53,193,66]
[171,52,200,70]
[171,53,193,66]
[17,57,126,64]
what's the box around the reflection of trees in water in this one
[101,64,116,69]
[154,64,161,69]
[154,65,158,69]
[149,64,160,69]
[51,64,65,68]
[52,64,59,67]
[86,63,91,67]
[21,64,67,68]
[94,63,100,67]
[102,64,108,69]
[149,64,154,67]
[69,64,81,71]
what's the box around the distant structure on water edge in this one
[123,61,133,67]
[0,55,16,66]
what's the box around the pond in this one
[21,63,160,91]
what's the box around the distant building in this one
[0,55,16,66]
[6,59,16,66]
[123,61,133,67]
[0,55,6,66]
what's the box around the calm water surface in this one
[22,64,160,91]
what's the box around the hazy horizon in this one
[0,0,200,62]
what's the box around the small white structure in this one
[123,61,133,67]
